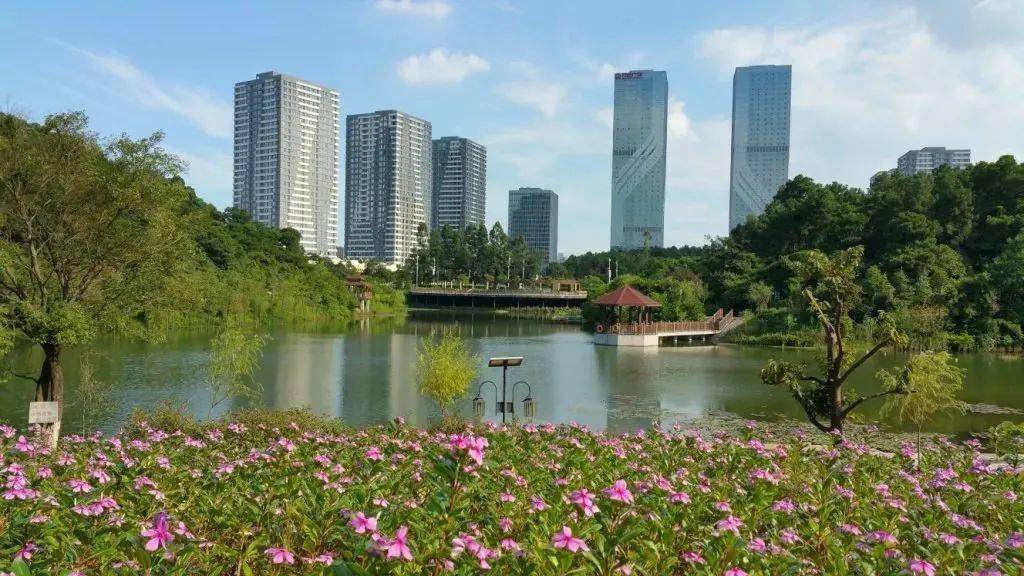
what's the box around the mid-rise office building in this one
[896,147,971,176]
[233,71,339,256]
[344,110,432,265]
[729,65,792,230]
[431,137,487,231]
[610,70,668,249]
[508,187,558,264]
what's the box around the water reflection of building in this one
[262,333,343,418]
[339,330,392,427]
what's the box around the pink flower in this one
[365,446,383,461]
[530,495,549,511]
[349,512,378,534]
[772,498,795,514]
[67,479,92,493]
[141,511,174,552]
[570,489,600,517]
[715,515,743,536]
[551,526,588,552]
[603,479,634,504]
[668,491,690,504]
[724,568,748,576]
[386,526,413,561]
[14,541,38,561]
[681,551,705,565]
[908,559,936,576]
[266,547,296,565]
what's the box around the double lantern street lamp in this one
[472,356,536,423]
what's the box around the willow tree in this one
[761,247,909,433]
[0,112,193,438]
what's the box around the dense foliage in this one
[565,160,1024,351]
[403,223,544,286]
[1,416,1022,574]
[0,112,399,427]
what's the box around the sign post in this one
[28,401,60,448]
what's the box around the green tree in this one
[879,351,967,466]
[0,112,193,441]
[416,330,479,421]
[760,247,907,433]
[207,323,268,417]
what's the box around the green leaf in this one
[10,560,32,576]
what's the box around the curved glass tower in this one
[729,65,791,230]
[610,70,668,250]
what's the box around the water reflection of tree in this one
[596,348,662,434]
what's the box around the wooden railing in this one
[606,309,740,335]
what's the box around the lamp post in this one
[472,356,535,423]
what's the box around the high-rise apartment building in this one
[344,110,432,265]
[610,70,668,250]
[729,65,792,230]
[896,147,971,176]
[233,71,339,256]
[508,187,558,264]
[431,137,487,231]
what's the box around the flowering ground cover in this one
[1,412,1022,575]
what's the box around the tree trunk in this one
[829,381,844,434]
[34,342,63,446]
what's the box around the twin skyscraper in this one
[610,65,792,246]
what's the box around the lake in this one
[2,311,1023,435]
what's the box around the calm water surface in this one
[2,311,1023,434]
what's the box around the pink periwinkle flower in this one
[715,515,743,536]
[908,559,936,576]
[385,526,413,561]
[67,479,92,493]
[349,511,378,534]
[266,547,296,565]
[724,568,748,576]
[603,479,634,504]
[141,511,174,552]
[551,526,588,553]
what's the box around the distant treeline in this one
[562,158,1024,351]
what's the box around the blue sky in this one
[2,0,1023,254]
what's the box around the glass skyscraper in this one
[610,70,668,250]
[729,65,792,230]
[508,188,558,264]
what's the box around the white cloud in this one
[667,98,696,141]
[495,62,567,116]
[695,8,1024,189]
[60,42,231,139]
[375,0,452,18]
[594,107,613,130]
[397,48,489,85]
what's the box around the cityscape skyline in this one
[4,1,1023,254]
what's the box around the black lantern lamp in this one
[472,358,536,423]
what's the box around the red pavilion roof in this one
[592,285,661,307]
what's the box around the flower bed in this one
[1,414,1022,575]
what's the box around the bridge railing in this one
[611,321,717,335]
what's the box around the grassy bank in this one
[1,411,1021,574]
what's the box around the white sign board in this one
[28,401,59,424]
